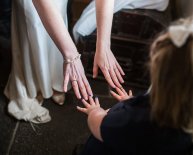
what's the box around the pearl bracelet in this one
[64,54,81,64]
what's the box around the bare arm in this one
[88,107,106,141]
[32,0,93,99]
[77,97,107,141]
[96,0,114,48]
[94,0,125,88]
[32,0,77,59]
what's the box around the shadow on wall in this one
[0,0,12,87]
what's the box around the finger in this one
[129,90,133,96]
[93,64,99,78]
[109,69,122,88]
[120,87,127,94]
[70,64,82,99]
[101,67,116,88]
[63,73,69,92]
[110,90,121,101]
[82,99,90,108]
[106,108,110,112]
[95,97,100,106]
[114,67,124,84]
[82,75,93,97]
[116,63,125,76]
[63,64,69,92]
[77,79,88,100]
[76,106,87,114]
[71,80,81,99]
[89,96,95,105]
[116,87,125,96]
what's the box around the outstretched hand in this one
[110,87,133,102]
[93,48,125,88]
[63,58,93,100]
[77,96,102,115]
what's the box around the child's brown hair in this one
[150,19,193,132]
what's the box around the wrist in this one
[62,50,79,60]
[87,107,107,125]
[88,107,106,116]
[96,40,111,51]
[63,53,81,64]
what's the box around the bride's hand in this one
[93,47,125,88]
[63,56,93,100]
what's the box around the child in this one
[77,18,193,155]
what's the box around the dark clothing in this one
[80,94,193,155]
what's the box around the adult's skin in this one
[94,0,125,88]
[32,0,124,99]
[33,0,92,101]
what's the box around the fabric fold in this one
[4,0,69,123]
[73,0,170,42]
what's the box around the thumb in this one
[93,64,99,78]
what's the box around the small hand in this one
[77,96,102,115]
[110,87,133,102]
[93,48,125,88]
[63,58,93,100]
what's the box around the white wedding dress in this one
[4,0,68,123]
[73,0,170,42]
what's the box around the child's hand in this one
[77,96,103,115]
[110,87,133,101]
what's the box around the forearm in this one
[95,0,114,50]
[32,0,78,59]
[87,108,107,141]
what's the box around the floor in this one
[0,73,146,155]
[0,75,147,155]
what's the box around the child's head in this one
[150,18,193,131]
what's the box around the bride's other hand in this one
[94,0,125,88]
[93,47,125,88]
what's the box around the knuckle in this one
[86,83,91,88]
[100,66,105,70]
[72,83,77,87]
[106,74,111,78]
[84,83,89,87]
[79,85,85,90]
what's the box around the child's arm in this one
[110,87,133,101]
[77,97,107,142]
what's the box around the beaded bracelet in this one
[64,54,81,64]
